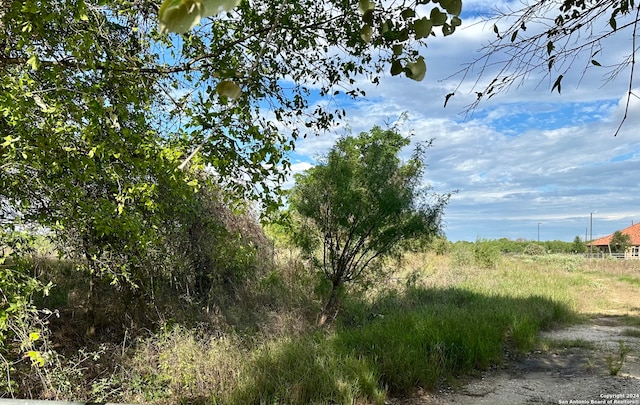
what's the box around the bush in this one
[429,237,451,255]
[450,242,474,268]
[473,240,500,268]
[523,243,546,256]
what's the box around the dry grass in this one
[7,249,640,404]
[389,252,640,318]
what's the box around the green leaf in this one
[397,28,409,42]
[414,18,432,39]
[401,8,416,20]
[377,15,386,30]
[2,135,20,148]
[158,0,203,34]
[358,0,375,14]
[26,54,39,71]
[510,30,518,42]
[360,25,373,43]
[442,23,454,36]
[392,44,403,56]
[362,9,374,25]
[405,56,426,81]
[430,7,447,26]
[451,16,462,27]
[390,60,403,76]
[216,80,242,100]
[551,74,563,94]
[187,178,199,187]
[493,24,499,37]
[591,59,601,66]
[440,0,462,16]
[546,40,554,55]
[200,0,241,17]
[609,15,617,30]
[27,351,46,367]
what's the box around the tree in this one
[289,126,449,325]
[449,0,639,134]
[0,0,463,286]
[610,230,631,254]
[572,236,586,254]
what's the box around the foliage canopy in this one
[610,230,632,253]
[0,0,461,284]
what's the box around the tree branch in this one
[613,5,640,137]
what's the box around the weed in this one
[621,328,640,338]
[606,342,632,376]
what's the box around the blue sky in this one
[277,0,640,242]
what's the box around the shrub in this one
[523,243,546,256]
[450,242,474,268]
[473,240,500,268]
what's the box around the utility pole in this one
[537,222,541,242]
[590,211,596,256]
[585,227,588,253]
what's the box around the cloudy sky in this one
[281,0,640,242]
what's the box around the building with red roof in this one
[587,221,640,258]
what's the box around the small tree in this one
[289,126,449,325]
[610,231,632,254]
[572,236,586,254]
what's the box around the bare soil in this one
[389,316,640,405]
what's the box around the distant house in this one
[587,222,640,259]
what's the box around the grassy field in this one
[5,249,640,404]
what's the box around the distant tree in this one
[289,126,449,326]
[610,231,632,254]
[572,236,586,254]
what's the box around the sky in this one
[279,0,640,242]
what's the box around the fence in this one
[585,252,639,259]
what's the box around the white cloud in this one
[275,1,640,241]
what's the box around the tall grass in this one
[334,287,573,395]
[11,249,639,404]
[224,287,573,404]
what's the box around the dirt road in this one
[390,317,640,405]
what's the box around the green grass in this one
[333,287,573,395]
[618,275,640,287]
[223,286,574,403]
[16,251,628,404]
[230,334,385,405]
[622,328,640,338]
